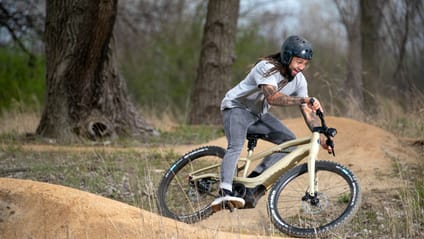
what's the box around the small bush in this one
[0,47,45,111]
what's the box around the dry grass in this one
[373,95,424,139]
[0,109,40,135]
[1,97,423,238]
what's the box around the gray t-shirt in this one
[221,60,308,115]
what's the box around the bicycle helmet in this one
[280,35,313,65]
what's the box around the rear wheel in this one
[157,146,225,223]
[268,160,361,238]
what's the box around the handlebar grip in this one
[316,109,324,118]
[309,98,324,118]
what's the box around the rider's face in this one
[288,56,309,77]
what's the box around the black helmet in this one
[280,35,313,65]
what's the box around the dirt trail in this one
[195,117,418,234]
[0,117,419,238]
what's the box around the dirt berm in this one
[0,117,418,238]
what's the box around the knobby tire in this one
[156,146,225,223]
[268,160,361,238]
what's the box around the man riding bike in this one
[211,35,333,212]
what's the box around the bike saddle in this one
[246,133,268,151]
[246,133,269,141]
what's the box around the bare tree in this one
[188,0,240,125]
[360,0,386,113]
[380,0,424,103]
[335,0,385,114]
[36,0,157,143]
[115,0,194,56]
[335,0,423,113]
[334,0,363,116]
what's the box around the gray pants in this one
[220,108,296,191]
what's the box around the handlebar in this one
[309,98,337,156]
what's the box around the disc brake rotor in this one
[301,192,329,214]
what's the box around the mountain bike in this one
[156,109,361,238]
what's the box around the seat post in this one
[243,135,259,177]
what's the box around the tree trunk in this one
[360,0,384,113]
[392,0,417,107]
[36,0,157,143]
[334,0,364,116]
[346,20,363,117]
[188,0,239,125]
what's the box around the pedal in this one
[211,200,236,213]
[224,201,235,212]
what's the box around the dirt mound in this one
[0,117,418,238]
[0,178,287,239]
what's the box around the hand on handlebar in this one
[307,97,323,113]
[310,97,336,156]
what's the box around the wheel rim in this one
[271,164,358,232]
[162,153,222,220]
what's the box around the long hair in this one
[251,52,286,77]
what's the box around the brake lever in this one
[326,138,336,156]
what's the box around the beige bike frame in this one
[189,131,322,197]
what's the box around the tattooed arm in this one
[261,83,324,113]
[260,84,332,152]
[299,103,321,132]
[261,84,307,106]
[260,84,324,127]
[261,84,322,131]
[261,84,332,152]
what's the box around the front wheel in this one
[157,146,225,223]
[268,160,361,238]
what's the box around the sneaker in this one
[211,188,245,212]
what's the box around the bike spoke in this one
[268,161,361,237]
[158,148,224,222]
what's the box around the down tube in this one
[307,132,321,196]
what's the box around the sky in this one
[239,0,347,50]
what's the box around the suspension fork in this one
[307,132,321,196]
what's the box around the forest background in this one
[1,1,423,238]
[0,0,423,139]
